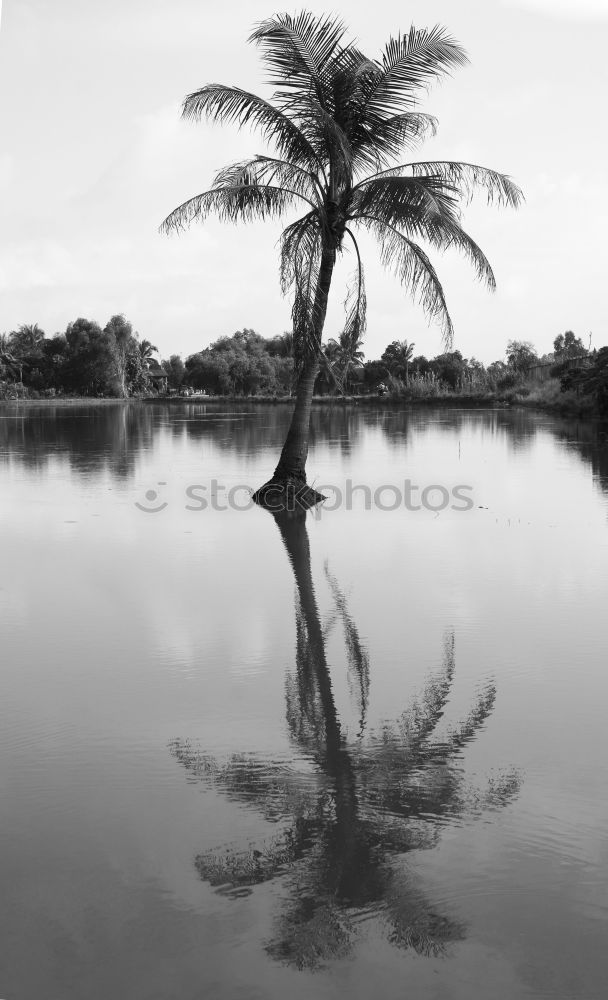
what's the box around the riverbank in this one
[144,387,599,417]
[0,385,600,418]
[0,396,133,406]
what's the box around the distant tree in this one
[0,342,20,382]
[138,339,158,365]
[506,339,537,373]
[410,354,430,377]
[123,349,151,395]
[163,354,186,391]
[430,350,466,389]
[186,329,293,395]
[567,346,608,413]
[463,356,486,387]
[104,314,135,397]
[381,340,415,382]
[326,327,366,392]
[8,323,45,360]
[63,318,118,396]
[22,334,68,393]
[362,359,388,392]
[266,332,294,358]
[553,330,586,360]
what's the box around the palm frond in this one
[357,215,454,346]
[181,84,319,168]
[351,175,462,231]
[160,182,309,234]
[325,561,370,732]
[298,102,353,179]
[250,12,348,105]
[356,179,496,288]
[352,112,438,172]
[195,827,307,891]
[341,267,367,356]
[446,681,497,751]
[330,48,379,122]
[213,156,321,204]
[427,214,496,289]
[279,214,323,364]
[362,25,468,118]
[400,161,523,207]
[339,228,368,370]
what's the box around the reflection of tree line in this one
[551,416,608,488]
[2,404,607,495]
[170,513,520,969]
[0,404,157,479]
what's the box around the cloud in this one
[0,229,213,294]
[501,0,608,18]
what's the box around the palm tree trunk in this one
[274,510,362,895]
[253,243,336,511]
[274,511,358,797]
[273,354,320,481]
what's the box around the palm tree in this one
[161,12,522,509]
[381,338,416,384]
[8,323,45,359]
[137,339,158,366]
[170,511,520,968]
[326,327,366,393]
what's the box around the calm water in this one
[1,401,608,999]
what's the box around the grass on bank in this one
[0,377,601,418]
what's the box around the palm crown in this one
[161,12,522,365]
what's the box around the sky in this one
[0,0,607,364]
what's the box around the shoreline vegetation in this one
[2,323,606,420]
[0,384,603,420]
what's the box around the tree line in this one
[0,316,174,399]
[1,319,605,413]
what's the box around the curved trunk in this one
[273,354,320,482]
[253,244,336,511]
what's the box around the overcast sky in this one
[1,0,607,363]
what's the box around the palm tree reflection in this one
[170,512,520,968]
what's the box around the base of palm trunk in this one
[252,476,326,513]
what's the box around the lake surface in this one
[1,401,608,999]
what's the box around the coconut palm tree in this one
[8,323,45,359]
[170,512,520,968]
[137,339,158,366]
[381,338,416,384]
[161,12,522,508]
[326,327,366,393]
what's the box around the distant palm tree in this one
[326,327,366,393]
[137,339,158,366]
[171,513,520,968]
[382,338,416,384]
[161,12,522,508]
[8,323,45,360]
